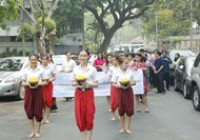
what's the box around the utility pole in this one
[155,13,159,50]
[189,0,194,51]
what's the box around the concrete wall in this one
[0,42,33,55]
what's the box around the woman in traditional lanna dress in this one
[41,54,56,124]
[72,50,98,140]
[111,57,136,134]
[22,54,47,138]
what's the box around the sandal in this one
[125,129,132,134]
[119,129,124,133]
[111,117,116,121]
[34,133,41,138]
[28,133,35,138]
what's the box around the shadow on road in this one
[0,96,21,102]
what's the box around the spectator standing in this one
[62,52,77,101]
[93,52,106,72]
[153,51,165,93]
[162,51,172,90]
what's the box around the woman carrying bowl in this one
[72,50,98,140]
[108,55,120,121]
[22,54,47,138]
[111,57,136,134]
[41,54,56,124]
[132,53,149,113]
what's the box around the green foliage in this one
[142,0,191,39]
[0,0,21,28]
[37,17,56,34]
[193,0,200,25]
[18,22,36,41]
[83,39,96,52]
[83,0,155,51]
[53,0,83,37]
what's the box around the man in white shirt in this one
[62,52,77,73]
[62,52,77,101]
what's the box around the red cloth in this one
[75,88,96,132]
[24,86,44,122]
[118,87,134,117]
[132,62,148,93]
[110,84,118,113]
[43,82,53,107]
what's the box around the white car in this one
[0,57,28,99]
[169,50,196,60]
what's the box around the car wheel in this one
[17,84,25,100]
[174,79,179,91]
[183,83,189,99]
[192,86,200,111]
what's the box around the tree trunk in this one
[36,38,45,55]
[48,35,56,55]
[99,34,113,52]
[99,23,121,52]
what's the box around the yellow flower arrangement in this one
[75,74,87,81]
[120,78,130,84]
[28,77,39,83]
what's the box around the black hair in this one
[174,53,180,62]
[116,55,128,65]
[135,53,142,57]
[105,53,113,66]
[79,49,90,56]
[155,51,161,56]
[162,50,168,54]
[139,49,145,53]
[65,51,71,55]
[128,53,135,58]
[97,52,104,60]
[41,54,49,60]
[29,54,39,60]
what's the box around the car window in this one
[194,54,200,68]
[178,59,184,67]
[0,59,24,71]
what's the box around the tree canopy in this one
[83,0,155,52]
[53,0,83,37]
[141,0,191,40]
[0,0,21,29]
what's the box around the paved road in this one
[0,89,200,140]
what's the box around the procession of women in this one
[22,49,157,140]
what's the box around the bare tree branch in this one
[48,0,60,17]
[108,0,119,22]
[122,7,149,21]
[21,4,36,23]
[28,0,35,13]
[84,4,107,35]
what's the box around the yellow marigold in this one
[120,78,130,84]
[28,77,39,83]
[75,74,87,81]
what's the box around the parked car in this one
[174,56,196,99]
[168,50,196,86]
[169,50,196,61]
[191,53,200,111]
[0,57,28,99]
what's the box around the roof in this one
[129,36,144,44]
